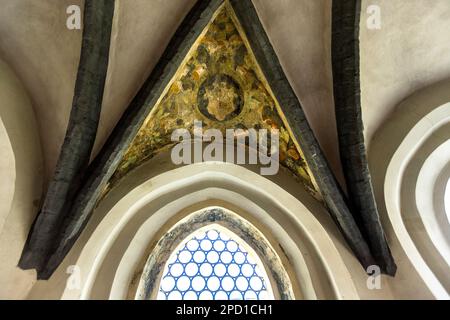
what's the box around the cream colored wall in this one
[360,1,450,298]
[0,60,43,299]
[0,118,15,233]
[360,0,450,148]
[0,0,82,183]
[251,0,341,180]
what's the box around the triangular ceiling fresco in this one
[110,4,318,198]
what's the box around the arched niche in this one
[415,139,450,269]
[135,208,292,300]
[370,79,450,299]
[61,155,359,300]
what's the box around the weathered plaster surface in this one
[360,0,450,149]
[0,0,82,183]
[0,60,43,299]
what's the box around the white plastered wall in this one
[0,59,43,299]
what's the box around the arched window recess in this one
[135,208,294,300]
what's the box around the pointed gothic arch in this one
[60,160,359,300]
[137,210,285,300]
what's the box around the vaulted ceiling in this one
[0,0,340,184]
[1,0,450,297]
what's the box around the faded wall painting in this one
[110,6,318,198]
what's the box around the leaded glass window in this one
[157,225,274,300]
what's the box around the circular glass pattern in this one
[158,227,273,300]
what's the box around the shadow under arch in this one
[0,59,43,299]
[61,150,359,300]
[434,162,450,228]
[369,78,450,299]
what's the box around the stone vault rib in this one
[229,0,376,271]
[331,0,396,275]
[19,0,115,278]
